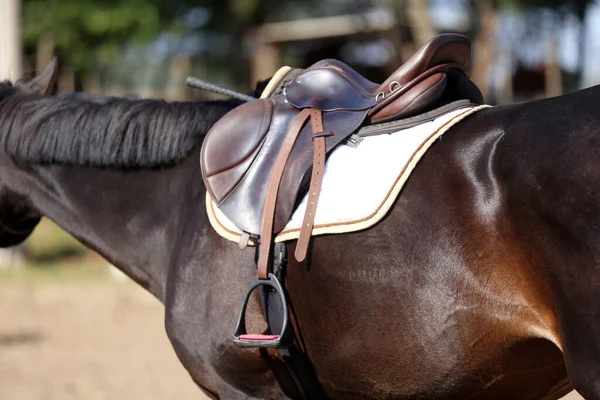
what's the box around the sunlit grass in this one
[24,218,87,261]
[0,252,114,284]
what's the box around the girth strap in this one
[261,243,328,399]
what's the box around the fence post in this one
[0,0,23,81]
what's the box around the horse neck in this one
[8,148,204,301]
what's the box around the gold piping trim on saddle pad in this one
[206,194,254,244]
[206,104,490,245]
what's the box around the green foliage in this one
[22,0,322,76]
[24,218,87,260]
[23,0,162,70]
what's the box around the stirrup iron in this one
[233,273,290,348]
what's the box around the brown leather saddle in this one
[201,33,483,349]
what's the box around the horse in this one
[0,60,597,400]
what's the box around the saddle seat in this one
[284,33,482,122]
[201,33,484,257]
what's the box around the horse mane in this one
[0,85,242,169]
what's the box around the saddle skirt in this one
[207,104,489,245]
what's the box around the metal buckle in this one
[233,273,290,348]
[345,134,363,148]
[389,81,402,93]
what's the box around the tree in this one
[22,0,336,91]
[23,0,164,71]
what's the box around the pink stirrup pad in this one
[239,334,280,341]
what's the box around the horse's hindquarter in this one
[492,87,600,399]
[283,104,573,399]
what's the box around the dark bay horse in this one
[0,63,598,400]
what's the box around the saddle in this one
[199,33,484,399]
[202,33,482,258]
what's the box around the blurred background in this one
[0,0,594,399]
[2,0,598,102]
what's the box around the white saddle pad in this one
[207,105,488,245]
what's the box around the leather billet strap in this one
[258,108,325,279]
[295,113,329,261]
[257,109,310,279]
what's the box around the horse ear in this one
[18,58,59,95]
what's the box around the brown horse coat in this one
[0,64,597,399]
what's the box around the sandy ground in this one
[0,263,585,400]
[0,266,210,400]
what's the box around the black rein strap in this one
[260,243,328,400]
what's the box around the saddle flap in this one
[201,98,274,203]
[285,66,377,112]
